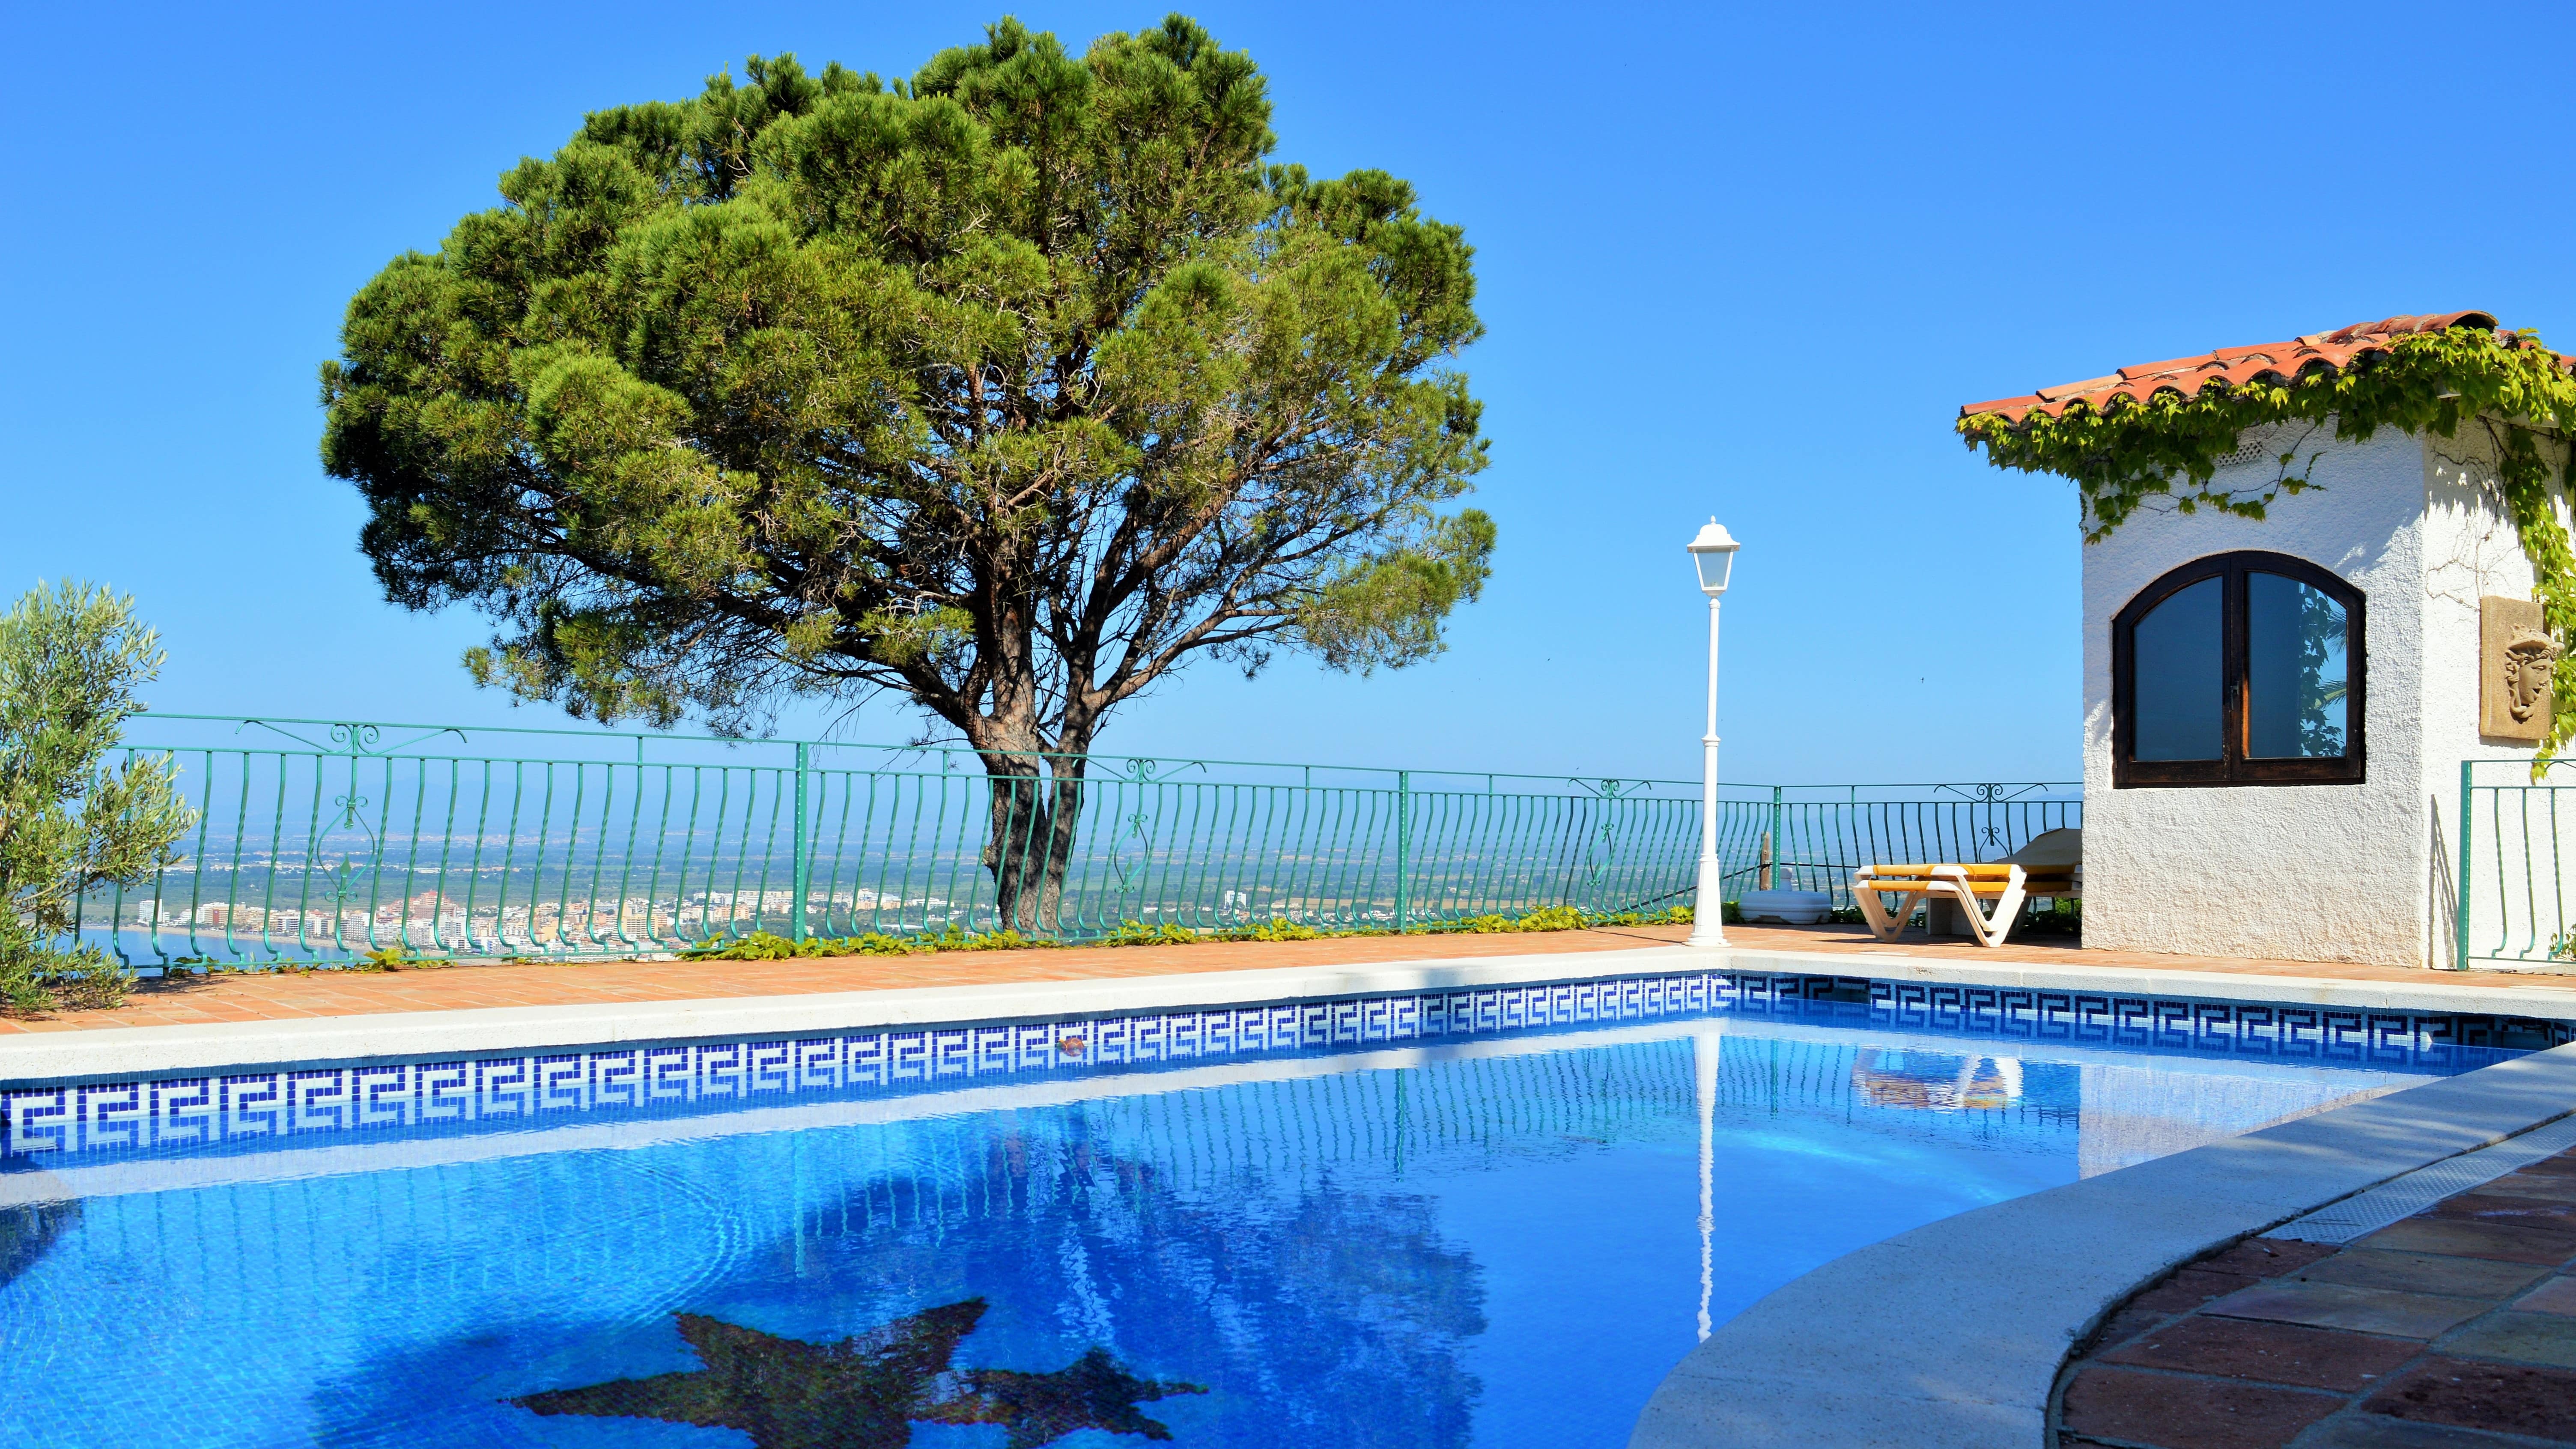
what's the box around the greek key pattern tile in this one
[5,972,2565,1163]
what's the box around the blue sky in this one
[6,1,2569,786]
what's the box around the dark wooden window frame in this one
[2111,550,2366,788]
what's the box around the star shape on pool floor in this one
[508,1298,1205,1449]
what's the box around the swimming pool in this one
[0,974,2538,1447]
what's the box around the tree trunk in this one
[978,748,1090,935]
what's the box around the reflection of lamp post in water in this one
[1685,521,1740,949]
[1694,1025,1725,1340]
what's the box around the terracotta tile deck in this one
[6,921,2562,1037]
[0,925,1695,1035]
[1719,922,2573,990]
[2058,1150,2576,1447]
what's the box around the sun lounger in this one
[1921,829,2080,939]
[1996,827,2080,905]
[1850,863,2027,948]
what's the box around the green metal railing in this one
[82,713,2078,969]
[2456,757,2576,969]
[1714,781,2080,903]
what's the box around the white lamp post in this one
[1685,519,1739,949]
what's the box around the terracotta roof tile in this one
[1961,310,2527,425]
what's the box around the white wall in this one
[2078,421,2576,968]
[2417,432,2576,968]
[2081,426,2429,965]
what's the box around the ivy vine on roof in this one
[1956,315,2576,761]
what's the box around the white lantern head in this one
[1686,518,1739,596]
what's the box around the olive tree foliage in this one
[0,584,195,1011]
[322,16,1494,927]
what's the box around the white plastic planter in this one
[1737,889,1832,925]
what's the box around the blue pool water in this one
[0,990,2524,1449]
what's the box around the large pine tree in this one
[322,16,1493,925]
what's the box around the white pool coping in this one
[5,940,2575,1085]
[1627,1038,2576,1449]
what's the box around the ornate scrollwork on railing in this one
[236,719,468,756]
[1932,781,2048,804]
[1579,820,1620,884]
[1920,781,2070,851]
[1111,756,1211,788]
[1109,806,1155,893]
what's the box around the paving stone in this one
[2470,1174,2576,1205]
[2360,1357,2576,1440]
[2099,1315,2422,1391]
[2062,1365,2346,1449]
[2090,1302,2182,1354]
[2135,1268,2267,1315]
[2426,1194,2576,1231]
[2515,1277,2576,1316]
[2206,1240,2346,1281]
[2296,1251,2549,1301]
[2287,1413,2550,1447]
[2439,1313,2576,1371]
[2356,1219,2576,1269]
[2208,1281,2499,1340]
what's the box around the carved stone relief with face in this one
[2507,633,2559,722]
[2482,596,2561,742]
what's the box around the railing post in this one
[792,742,811,943]
[1395,770,1411,933]
[1768,785,1783,888]
[2456,758,2474,971]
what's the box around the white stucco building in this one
[1966,312,2567,968]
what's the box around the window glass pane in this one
[2246,572,2349,758]
[2132,577,2223,761]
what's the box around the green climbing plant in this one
[1959,322,2576,763]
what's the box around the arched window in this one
[2112,552,2364,787]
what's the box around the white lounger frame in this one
[1850,863,2028,948]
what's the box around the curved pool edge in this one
[1625,1039,2576,1449]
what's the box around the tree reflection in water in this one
[0,1200,77,1291]
[510,1298,1205,1448]
[735,1117,1488,1449]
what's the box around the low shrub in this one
[682,903,1694,962]
[352,944,447,972]
[1096,921,1202,947]
[2019,898,2081,936]
[1209,918,1344,942]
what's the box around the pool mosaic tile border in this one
[7,971,2570,1163]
